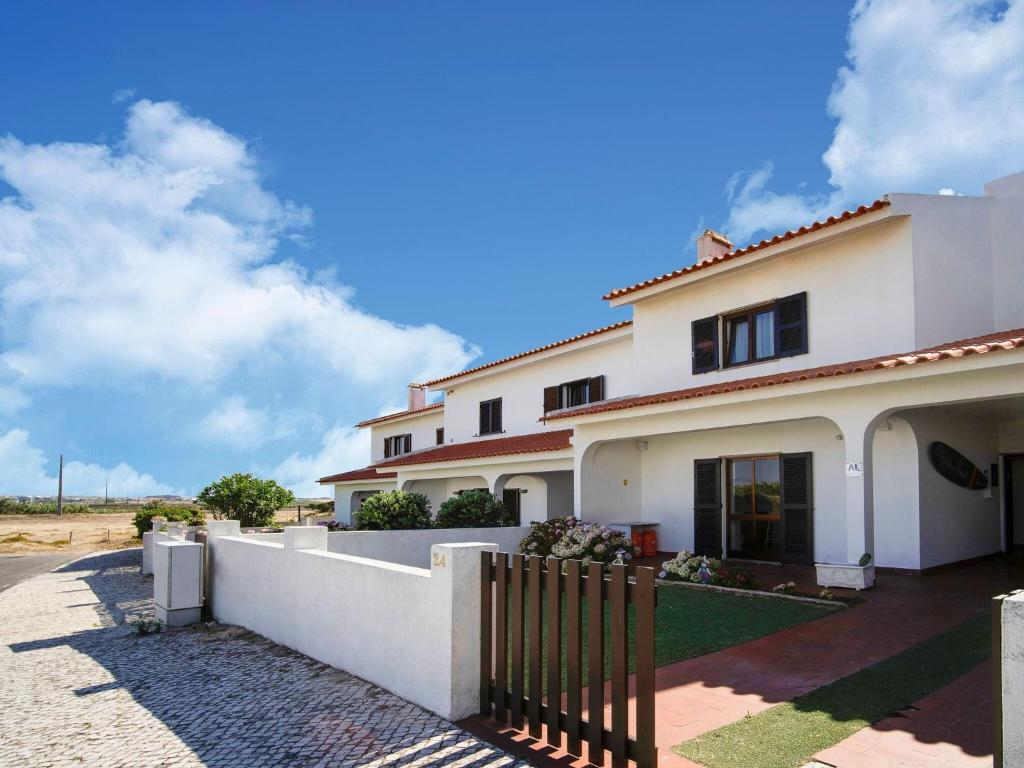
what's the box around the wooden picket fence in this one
[479,552,657,768]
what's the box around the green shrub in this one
[0,498,92,515]
[353,490,432,530]
[196,473,294,528]
[132,504,205,538]
[435,490,512,528]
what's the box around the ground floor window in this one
[727,455,782,561]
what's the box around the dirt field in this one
[0,506,333,554]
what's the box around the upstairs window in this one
[725,305,776,366]
[543,375,605,413]
[436,427,445,445]
[691,292,807,374]
[383,434,412,458]
[479,398,503,435]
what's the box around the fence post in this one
[634,567,658,768]
[479,550,493,717]
[998,590,1024,767]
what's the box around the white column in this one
[333,486,355,526]
[834,411,878,564]
[1003,592,1024,766]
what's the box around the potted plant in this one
[815,552,875,590]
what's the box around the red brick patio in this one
[464,554,1023,768]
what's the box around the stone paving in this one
[0,549,531,768]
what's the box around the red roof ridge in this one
[424,321,632,387]
[355,401,444,428]
[603,198,890,301]
[376,428,573,468]
[543,327,1024,422]
[318,466,398,484]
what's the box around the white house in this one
[321,170,1024,573]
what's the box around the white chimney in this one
[407,383,426,412]
[696,229,733,264]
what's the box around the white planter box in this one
[815,562,876,590]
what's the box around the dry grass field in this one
[0,505,333,555]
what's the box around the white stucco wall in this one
[207,527,493,720]
[871,417,921,570]
[901,408,1000,569]
[434,332,633,444]
[629,215,917,395]
[325,526,529,568]
[985,170,1024,333]
[543,471,574,518]
[581,440,642,527]
[369,409,445,464]
[624,418,846,560]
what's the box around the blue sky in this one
[1,1,1022,497]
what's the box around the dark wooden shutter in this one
[775,292,808,357]
[693,458,722,557]
[479,401,490,435]
[780,452,813,565]
[543,386,559,413]
[691,316,719,374]
[492,399,502,433]
[436,427,444,445]
[403,434,412,454]
[588,375,604,404]
[384,438,392,458]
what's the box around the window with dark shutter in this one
[588,375,604,403]
[479,398,502,435]
[543,386,559,414]
[403,434,412,454]
[780,452,813,565]
[383,438,392,458]
[775,292,808,357]
[436,427,444,445]
[692,316,720,374]
[693,458,722,557]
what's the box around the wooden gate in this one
[479,553,657,768]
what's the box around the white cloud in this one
[0,428,181,497]
[0,99,477,393]
[198,394,311,449]
[270,424,370,498]
[724,0,1024,243]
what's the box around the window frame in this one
[723,303,777,368]
[726,454,782,522]
[559,378,591,409]
[479,397,503,436]
[436,427,445,445]
[384,433,412,457]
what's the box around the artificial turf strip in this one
[674,613,991,768]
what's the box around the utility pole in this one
[104,474,109,507]
[56,454,64,518]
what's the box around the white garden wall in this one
[325,526,530,568]
[206,523,494,720]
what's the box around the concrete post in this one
[284,525,327,551]
[429,542,498,720]
[206,520,241,538]
[1001,592,1024,766]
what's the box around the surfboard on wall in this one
[928,441,989,490]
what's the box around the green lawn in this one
[674,613,991,768]
[510,583,841,685]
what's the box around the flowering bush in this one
[550,521,636,566]
[659,550,757,590]
[519,517,636,566]
[772,581,796,594]
[819,589,837,601]
[518,516,581,558]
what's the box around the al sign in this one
[928,441,988,490]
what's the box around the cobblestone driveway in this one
[0,549,530,768]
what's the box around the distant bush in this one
[0,498,92,515]
[132,504,205,538]
[196,473,294,528]
[306,500,335,514]
[435,490,513,529]
[353,490,432,530]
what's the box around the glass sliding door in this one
[726,455,782,561]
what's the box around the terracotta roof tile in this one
[543,328,1024,422]
[355,401,444,428]
[603,198,890,301]
[376,429,573,468]
[318,467,398,483]
[424,322,632,387]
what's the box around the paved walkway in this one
[814,662,992,768]
[0,549,531,768]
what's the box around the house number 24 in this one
[432,552,447,568]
